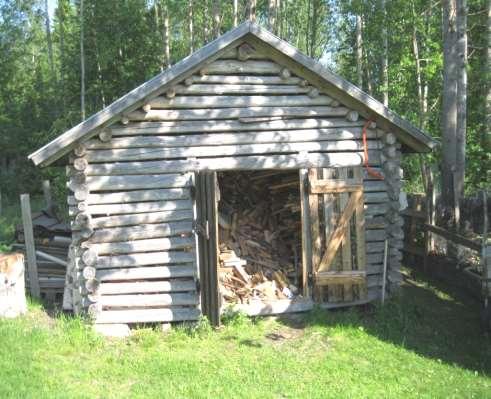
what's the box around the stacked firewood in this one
[217,171,302,304]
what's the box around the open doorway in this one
[216,170,304,307]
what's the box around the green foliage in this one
[0,273,490,398]
[0,0,488,202]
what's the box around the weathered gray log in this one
[84,152,380,176]
[85,222,193,244]
[87,128,376,150]
[88,211,194,230]
[73,144,86,158]
[98,279,196,295]
[174,83,310,95]
[20,194,40,298]
[366,229,387,242]
[35,250,67,267]
[201,60,281,75]
[346,110,359,122]
[82,248,98,266]
[98,129,112,142]
[99,293,198,308]
[149,94,333,109]
[73,157,88,171]
[85,174,191,191]
[185,74,303,85]
[110,117,362,136]
[68,188,189,205]
[95,307,200,324]
[74,212,92,229]
[82,266,97,280]
[85,141,378,163]
[89,236,195,255]
[97,251,195,268]
[71,199,192,216]
[127,106,348,121]
[96,264,196,281]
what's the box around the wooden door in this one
[195,171,220,326]
[300,167,367,304]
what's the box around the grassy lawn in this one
[0,268,490,399]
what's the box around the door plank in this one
[317,189,362,273]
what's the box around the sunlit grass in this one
[0,271,490,398]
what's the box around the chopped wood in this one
[217,170,303,304]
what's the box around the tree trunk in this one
[44,0,54,76]
[233,0,238,27]
[189,0,194,53]
[204,1,210,42]
[249,0,256,22]
[59,0,67,111]
[213,0,220,38]
[441,0,458,219]
[309,0,320,58]
[411,2,427,129]
[356,14,363,88]
[268,0,276,32]
[455,0,467,208]
[485,0,491,154]
[162,1,170,69]
[80,0,86,120]
[381,0,389,106]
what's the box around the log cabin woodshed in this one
[29,22,437,329]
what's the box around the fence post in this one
[42,180,53,212]
[20,194,40,298]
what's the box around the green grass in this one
[0,269,490,399]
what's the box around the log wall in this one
[65,42,403,325]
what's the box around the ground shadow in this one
[275,258,491,376]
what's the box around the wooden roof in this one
[29,22,437,167]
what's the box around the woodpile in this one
[217,171,302,303]
[14,208,70,302]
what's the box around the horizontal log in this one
[99,293,198,308]
[97,251,195,268]
[87,128,375,150]
[96,264,196,281]
[363,180,387,192]
[84,152,380,176]
[95,307,200,324]
[85,142,379,163]
[86,221,193,243]
[68,188,190,205]
[99,279,196,295]
[72,199,192,216]
[365,229,387,242]
[127,106,348,121]
[186,74,302,85]
[201,60,282,75]
[35,251,67,267]
[85,174,191,191]
[363,192,389,203]
[364,203,389,216]
[90,237,195,255]
[149,95,333,109]
[424,224,482,251]
[89,210,194,229]
[174,83,311,95]
[218,47,269,60]
[111,117,363,136]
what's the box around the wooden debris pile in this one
[217,171,302,303]
[14,209,70,302]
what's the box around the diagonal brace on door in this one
[316,189,362,273]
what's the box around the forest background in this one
[0,0,489,208]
